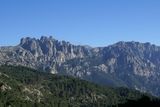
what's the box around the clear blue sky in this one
[0,0,160,47]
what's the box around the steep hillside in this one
[1,36,160,96]
[0,65,159,107]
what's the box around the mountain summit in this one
[0,36,160,96]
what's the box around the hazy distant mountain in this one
[1,36,160,96]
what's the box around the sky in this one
[0,0,160,47]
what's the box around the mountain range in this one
[0,36,160,96]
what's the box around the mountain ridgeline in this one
[0,36,160,96]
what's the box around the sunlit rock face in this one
[1,36,160,96]
[0,36,92,71]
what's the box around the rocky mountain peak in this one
[1,37,160,96]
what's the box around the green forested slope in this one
[0,65,159,107]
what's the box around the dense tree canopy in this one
[0,65,159,107]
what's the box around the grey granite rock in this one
[1,37,160,96]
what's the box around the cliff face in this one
[0,36,92,73]
[1,36,160,96]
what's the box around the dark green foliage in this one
[0,65,160,107]
[116,95,160,107]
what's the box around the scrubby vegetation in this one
[0,65,159,107]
